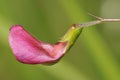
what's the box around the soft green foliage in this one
[0,0,120,80]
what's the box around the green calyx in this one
[59,24,83,52]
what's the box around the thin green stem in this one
[76,14,120,28]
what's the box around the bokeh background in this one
[0,0,120,80]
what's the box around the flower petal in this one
[9,25,67,64]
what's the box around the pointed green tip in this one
[59,24,83,52]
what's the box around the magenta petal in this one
[9,25,67,64]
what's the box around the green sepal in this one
[59,24,83,52]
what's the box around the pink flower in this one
[9,25,67,64]
[9,24,82,65]
[8,16,120,65]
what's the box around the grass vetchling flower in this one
[9,25,82,64]
[9,14,120,65]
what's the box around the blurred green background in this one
[0,0,120,80]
